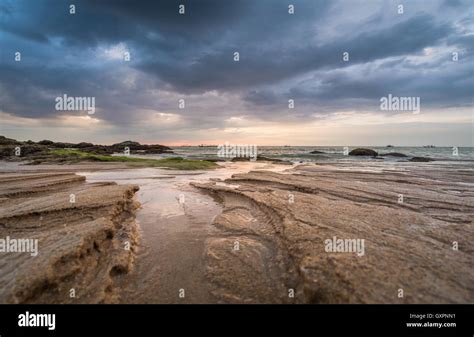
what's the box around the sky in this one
[0,0,473,146]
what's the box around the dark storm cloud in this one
[142,14,456,94]
[1,0,323,47]
[0,0,472,126]
[245,54,474,117]
[0,0,246,45]
[297,65,473,108]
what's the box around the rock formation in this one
[348,148,378,156]
[192,162,474,303]
[0,173,140,303]
[0,135,173,161]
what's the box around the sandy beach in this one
[0,159,472,304]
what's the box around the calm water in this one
[80,162,289,303]
[164,146,474,163]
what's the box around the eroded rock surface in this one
[0,172,140,303]
[192,162,474,303]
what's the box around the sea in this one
[164,146,474,164]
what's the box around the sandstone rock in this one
[0,173,140,303]
[192,162,474,303]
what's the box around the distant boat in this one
[386,145,394,148]
[423,145,436,148]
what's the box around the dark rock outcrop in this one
[380,152,408,157]
[0,136,174,161]
[348,148,378,156]
[0,136,21,145]
[0,144,48,159]
[37,140,55,146]
[410,157,435,162]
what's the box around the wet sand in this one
[1,160,472,303]
[79,162,290,303]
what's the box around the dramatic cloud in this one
[0,0,472,145]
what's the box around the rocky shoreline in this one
[0,172,140,303]
[192,162,474,303]
[0,135,173,162]
[0,160,472,304]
